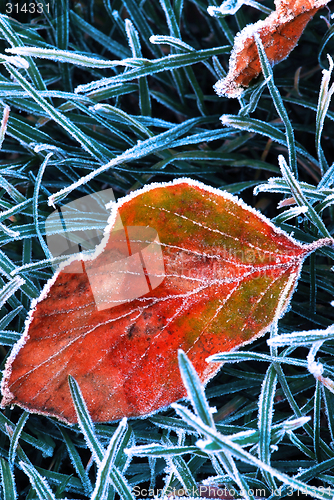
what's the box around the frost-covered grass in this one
[1,0,334,498]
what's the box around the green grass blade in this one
[8,411,29,468]
[258,365,277,490]
[19,461,56,500]
[315,56,334,174]
[60,428,93,495]
[0,458,17,500]
[68,375,104,464]
[254,34,297,177]
[178,350,215,429]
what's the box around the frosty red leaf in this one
[214,0,330,98]
[1,178,333,423]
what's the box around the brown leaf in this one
[214,0,330,98]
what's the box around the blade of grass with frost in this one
[33,153,53,261]
[5,46,147,68]
[0,15,51,105]
[0,276,25,309]
[8,411,29,468]
[90,104,152,138]
[220,115,316,165]
[0,250,36,299]
[122,0,162,57]
[0,331,20,346]
[177,352,254,500]
[278,155,331,238]
[60,428,92,495]
[208,351,308,368]
[166,455,199,497]
[268,326,334,347]
[91,418,134,500]
[158,0,190,105]
[172,404,334,500]
[127,418,305,455]
[126,444,203,458]
[272,206,308,224]
[287,429,316,460]
[267,456,334,500]
[20,461,56,500]
[165,128,235,148]
[238,80,268,116]
[151,152,280,173]
[69,11,130,60]
[258,366,277,490]
[0,413,54,457]
[126,19,151,117]
[0,458,17,500]
[4,63,109,163]
[0,222,19,238]
[10,255,73,276]
[322,386,334,443]
[48,117,204,205]
[317,192,334,213]
[0,175,25,204]
[316,55,334,174]
[0,105,9,150]
[0,55,29,68]
[207,0,272,17]
[55,0,70,92]
[68,376,104,464]
[150,35,195,52]
[178,350,214,428]
[74,46,230,94]
[160,0,206,116]
[314,378,322,461]
[254,178,329,201]
[254,33,297,176]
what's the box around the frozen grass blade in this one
[220,115,314,165]
[125,20,151,117]
[19,461,56,500]
[278,155,331,238]
[4,63,108,162]
[178,350,215,429]
[48,117,203,204]
[74,46,230,94]
[150,35,195,52]
[91,418,133,500]
[6,46,140,69]
[0,458,17,500]
[173,404,334,499]
[68,375,104,464]
[314,379,321,462]
[316,55,334,174]
[254,34,297,177]
[60,428,93,495]
[0,14,50,104]
[0,276,25,309]
[258,365,277,490]
[166,448,199,498]
[8,411,29,468]
[32,153,53,260]
[177,353,253,500]
[0,105,10,150]
[121,0,161,57]
[267,325,334,347]
[208,351,308,368]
